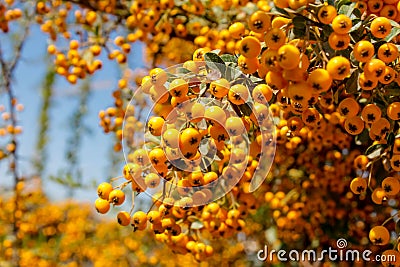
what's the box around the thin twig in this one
[0,17,31,267]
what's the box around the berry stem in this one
[382,211,400,226]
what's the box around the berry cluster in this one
[94,0,400,264]
[0,2,22,32]
[95,59,276,259]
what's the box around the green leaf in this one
[365,144,381,155]
[288,169,304,180]
[220,54,237,63]
[292,16,307,30]
[167,72,179,82]
[384,26,400,42]
[49,175,68,186]
[250,76,264,83]
[239,102,253,116]
[176,67,191,74]
[204,52,228,80]
[355,128,369,145]
[387,132,395,146]
[211,49,221,54]
[390,20,400,28]
[352,8,362,18]
[349,20,362,33]
[345,2,357,17]
[335,0,351,12]
[219,54,239,80]
[270,6,290,17]
[191,221,204,230]
[365,143,387,157]
[384,87,400,96]
[145,132,161,144]
[333,87,340,105]
[373,40,387,53]
[199,83,208,96]
[293,28,307,39]
[283,6,307,15]
[320,25,334,42]
[345,70,359,94]
[225,68,234,81]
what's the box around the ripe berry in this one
[326,56,350,80]
[95,198,110,214]
[387,102,400,121]
[238,36,261,58]
[228,84,249,105]
[277,44,300,70]
[350,177,367,194]
[332,14,352,34]
[132,210,148,226]
[382,177,400,196]
[145,173,161,188]
[228,22,245,39]
[225,117,246,136]
[180,127,202,148]
[109,189,125,206]
[369,225,390,245]
[370,17,392,39]
[307,69,332,93]
[210,78,230,98]
[97,182,113,200]
[205,105,226,124]
[117,211,131,226]
[248,11,271,33]
[252,84,273,103]
[318,5,337,24]
[149,68,168,86]
[123,163,141,180]
[169,78,189,98]
[264,28,286,49]
[148,116,165,136]
[162,128,180,148]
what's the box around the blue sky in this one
[1,24,146,203]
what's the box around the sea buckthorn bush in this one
[1,178,231,267]
[94,0,400,265]
[2,0,400,266]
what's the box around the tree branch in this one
[0,17,30,267]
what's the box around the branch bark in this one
[0,19,30,267]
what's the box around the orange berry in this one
[228,84,249,105]
[370,16,392,39]
[332,14,352,34]
[318,5,337,24]
[248,11,271,33]
[117,211,131,226]
[97,182,113,200]
[326,56,350,80]
[147,116,165,136]
[369,225,390,245]
[108,189,125,206]
[350,177,367,194]
[238,36,261,58]
[95,198,110,214]
[277,44,300,70]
